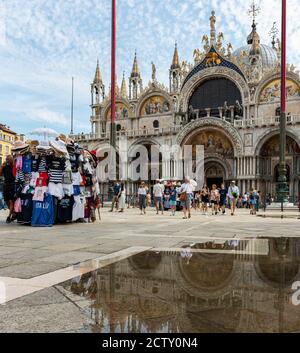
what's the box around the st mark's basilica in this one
[74,10,300,199]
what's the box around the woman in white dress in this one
[118,183,126,212]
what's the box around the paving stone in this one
[39,251,103,265]
[0,261,68,279]
[0,302,88,333]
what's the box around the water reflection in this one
[60,238,300,333]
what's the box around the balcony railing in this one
[72,114,300,142]
[234,114,300,128]
[72,126,181,142]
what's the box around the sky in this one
[0,0,299,137]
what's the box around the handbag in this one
[180,192,187,202]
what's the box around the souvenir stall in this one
[11,135,100,227]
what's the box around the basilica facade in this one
[74,11,300,200]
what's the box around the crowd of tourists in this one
[0,136,101,226]
[109,178,261,219]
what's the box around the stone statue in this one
[202,35,210,53]
[188,105,197,120]
[151,62,156,81]
[234,100,243,117]
[193,49,202,64]
[223,101,230,118]
[227,43,233,57]
[216,32,224,51]
[181,60,188,74]
[210,11,216,32]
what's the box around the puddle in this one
[54,237,300,333]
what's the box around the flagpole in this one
[70,77,74,135]
[277,0,288,203]
[110,0,116,149]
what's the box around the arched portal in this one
[205,161,226,189]
[184,127,235,187]
[258,134,300,199]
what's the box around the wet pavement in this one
[1,237,300,333]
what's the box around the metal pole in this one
[277,0,288,203]
[110,0,116,149]
[70,77,74,135]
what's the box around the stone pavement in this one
[0,207,300,332]
[0,207,299,281]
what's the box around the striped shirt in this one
[48,168,64,184]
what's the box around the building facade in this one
[0,124,17,165]
[74,11,300,200]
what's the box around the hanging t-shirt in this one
[48,168,64,184]
[72,195,85,221]
[57,195,75,223]
[17,193,33,224]
[37,172,48,187]
[31,157,39,172]
[38,157,47,172]
[48,182,64,200]
[15,169,25,183]
[16,156,23,170]
[32,193,54,227]
[22,153,32,174]
[33,186,48,202]
[72,172,82,186]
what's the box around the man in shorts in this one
[153,180,164,215]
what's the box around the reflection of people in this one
[180,245,193,264]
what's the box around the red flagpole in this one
[277,0,288,203]
[110,0,116,147]
[281,0,286,113]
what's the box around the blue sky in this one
[0,0,299,136]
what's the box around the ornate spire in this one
[269,22,279,49]
[94,59,101,83]
[131,51,140,78]
[171,42,180,69]
[247,1,260,45]
[246,1,261,56]
[121,72,128,98]
[209,10,216,45]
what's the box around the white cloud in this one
[0,0,299,135]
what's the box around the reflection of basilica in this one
[64,238,300,333]
[74,8,300,198]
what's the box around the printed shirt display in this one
[57,196,75,223]
[32,193,54,227]
[33,186,48,202]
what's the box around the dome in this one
[233,44,278,68]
